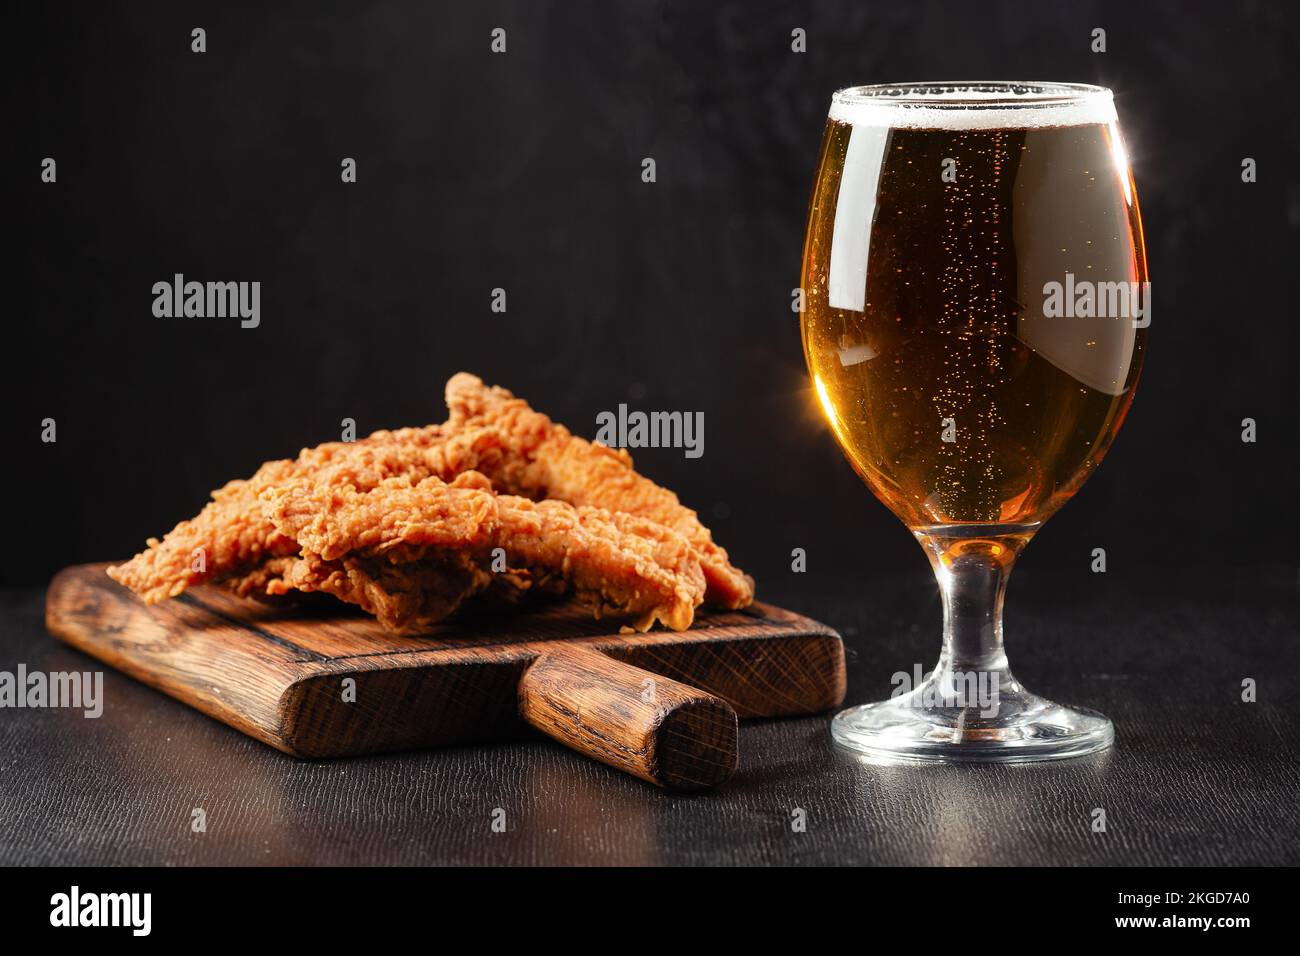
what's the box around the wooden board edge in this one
[45,567,319,756]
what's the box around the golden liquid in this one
[802,119,1148,529]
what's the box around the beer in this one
[801,89,1148,530]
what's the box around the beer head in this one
[827,81,1118,130]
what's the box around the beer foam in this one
[829,83,1117,130]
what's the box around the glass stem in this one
[915,525,1035,714]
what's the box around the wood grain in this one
[45,563,845,789]
[519,646,738,790]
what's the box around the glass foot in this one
[830,682,1113,764]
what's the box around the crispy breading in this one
[106,425,502,604]
[222,555,302,600]
[266,551,493,632]
[265,474,706,631]
[443,373,755,609]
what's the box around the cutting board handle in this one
[518,645,738,790]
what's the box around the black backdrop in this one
[10,0,1298,591]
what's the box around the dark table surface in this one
[2,564,1296,866]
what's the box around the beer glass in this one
[801,82,1148,761]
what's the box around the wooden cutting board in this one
[46,563,845,790]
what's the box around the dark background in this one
[10,0,1299,593]
[5,0,1299,872]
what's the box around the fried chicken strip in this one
[443,373,755,609]
[226,473,562,631]
[265,473,707,631]
[106,425,504,604]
